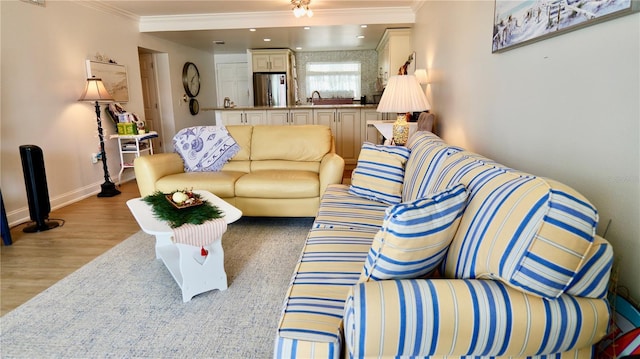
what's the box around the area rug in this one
[0,217,313,358]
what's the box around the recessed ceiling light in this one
[356,35,365,39]
[304,27,311,30]
[249,28,256,32]
[263,38,271,42]
[296,47,302,50]
[360,25,368,28]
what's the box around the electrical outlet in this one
[91,153,100,164]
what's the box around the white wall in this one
[1,1,216,225]
[414,1,639,300]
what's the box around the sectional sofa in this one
[274,131,613,358]
[134,125,345,217]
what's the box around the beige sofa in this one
[133,125,345,217]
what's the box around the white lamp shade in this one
[376,75,430,113]
[78,77,114,102]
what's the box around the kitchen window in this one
[306,62,361,99]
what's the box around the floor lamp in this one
[78,77,121,197]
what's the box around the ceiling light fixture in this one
[291,0,313,18]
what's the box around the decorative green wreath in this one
[142,191,223,228]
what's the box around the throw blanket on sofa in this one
[173,126,240,172]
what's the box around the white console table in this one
[367,120,418,145]
[109,131,158,184]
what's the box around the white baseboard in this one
[6,175,135,228]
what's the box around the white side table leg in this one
[154,233,173,259]
[176,236,227,302]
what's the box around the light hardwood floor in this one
[1,181,142,316]
[1,171,352,316]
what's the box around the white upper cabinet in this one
[252,51,289,72]
[376,28,412,86]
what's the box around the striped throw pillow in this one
[359,184,468,281]
[348,143,411,205]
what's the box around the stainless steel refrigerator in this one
[253,73,287,107]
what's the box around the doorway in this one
[138,49,163,152]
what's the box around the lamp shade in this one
[376,75,430,113]
[78,77,114,102]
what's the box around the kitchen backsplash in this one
[295,50,379,104]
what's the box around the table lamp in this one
[376,75,431,145]
[78,77,121,197]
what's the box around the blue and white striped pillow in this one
[360,184,468,281]
[348,143,411,205]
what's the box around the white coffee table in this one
[127,190,242,302]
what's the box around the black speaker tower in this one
[19,145,60,233]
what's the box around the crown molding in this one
[412,0,426,12]
[73,0,139,22]
[139,7,416,32]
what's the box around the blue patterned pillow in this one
[348,143,411,205]
[359,184,468,281]
[173,126,240,172]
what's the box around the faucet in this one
[311,90,322,104]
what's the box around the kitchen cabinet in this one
[252,51,288,72]
[376,28,412,86]
[313,108,362,165]
[220,110,266,125]
[267,109,312,125]
[361,109,383,144]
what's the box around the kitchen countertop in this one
[202,103,379,111]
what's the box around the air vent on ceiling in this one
[213,40,225,45]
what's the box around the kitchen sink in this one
[311,98,354,105]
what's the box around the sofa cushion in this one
[276,228,373,357]
[359,184,468,282]
[251,125,332,162]
[155,171,245,198]
[314,184,388,233]
[173,126,240,172]
[226,125,253,161]
[349,143,411,205]
[235,170,319,198]
[344,279,611,358]
[436,152,598,298]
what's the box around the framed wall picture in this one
[492,0,638,53]
[85,60,129,102]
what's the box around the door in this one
[216,63,249,107]
[244,110,265,125]
[267,110,289,125]
[252,54,271,72]
[269,53,288,72]
[336,109,362,165]
[221,111,244,126]
[138,51,163,152]
[313,109,336,130]
[290,109,312,125]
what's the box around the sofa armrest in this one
[133,153,185,196]
[344,279,609,358]
[319,153,345,196]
